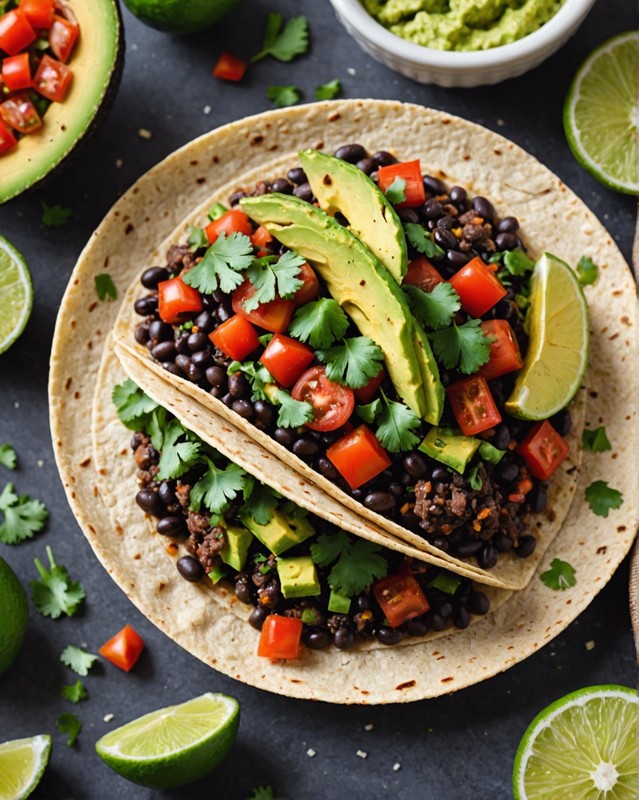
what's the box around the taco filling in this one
[128,144,581,573]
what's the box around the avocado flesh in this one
[241,194,434,420]
[0,0,123,204]
[277,556,321,599]
[419,427,481,473]
[220,524,253,571]
[241,508,315,556]
[300,150,408,283]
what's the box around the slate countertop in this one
[0,1,637,798]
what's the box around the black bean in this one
[134,296,157,316]
[205,366,226,388]
[149,320,173,342]
[396,208,420,224]
[449,186,467,206]
[175,354,191,374]
[221,392,234,408]
[370,150,395,167]
[431,535,450,553]
[453,606,471,629]
[477,544,498,569]
[356,157,376,175]
[317,456,339,479]
[186,363,203,382]
[378,626,403,646]
[455,539,483,558]
[163,362,182,377]
[249,606,269,630]
[515,535,537,558]
[293,182,314,202]
[210,386,224,399]
[497,216,519,233]
[176,556,204,582]
[423,199,444,219]
[363,491,395,512]
[438,601,453,619]
[156,516,186,537]
[491,424,510,450]
[232,399,253,419]
[437,215,457,230]
[271,177,293,194]
[304,629,331,649]
[151,341,175,361]
[158,481,176,505]
[472,196,495,221]
[406,617,429,637]
[401,453,427,478]
[141,266,169,289]
[191,350,212,368]
[194,310,215,334]
[468,591,490,616]
[229,190,247,206]
[495,460,519,483]
[433,227,458,250]
[187,331,208,352]
[135,488,164,516]
[334,143,366,163]
[423,175,447,195]
[333,628,355,650]
[356,594,370,612]
[529,484,547,514]
[273,428,295,448]
[175,333,191,355]
[495,232,518,251]
[235,580,253,605]
[134,323,150,344]
[211,290,226,304]
[249,400,271,425]
[228,372,250,399]
[292,438,319,458]
[431,466,450,481]
[493,533,513,553]
[389,482,404,498]
[446,250,471,269]
[550,409,572,437]
[429,612,446,631]
[287,167,307,185]
[215,305,232,324]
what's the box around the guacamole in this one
[363,0,566,51]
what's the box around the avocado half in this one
[0,0,124,204]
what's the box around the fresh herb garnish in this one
[112,380,159,428]
[227,361,274,401]
[467,464,483,490]
[577,255,598,287]
[0,482,47,544]
[190,459,250,515]
[157,420,201,480]
[274,389,314,429]
[310,531,387,597]
[315,79,341,100]
[317,336,385,389]
[0,444,17,469]
[60,645,97,677]
[384,176,406,205]
[427,572,461,595]
[585,480,623,517]
[540,558,576,591]
[266,84,301,108]
[369,392,420,453]
[247,483,281,526]
[61,680,88,704]
[252,13,309,62]
[57,712,81,747]
[244,251,305,310]
[404,223,445,259]
[182,232,254,294]
[478,441,505,464]
[429,319,492,374]
[582,426,611,453]
[289,298,349,349]
[490,248,534,276]
[356,399,382,425]
[95,273,117,302]
[31,547,85,619]
[247,788,275,800]
[41,202,72,228]
[187,225,208,250]
[404,282,460,330]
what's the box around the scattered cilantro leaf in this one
[540,558,576,591]
[585,480,623,517]
[112,380,159,429]
[157,420,201,480]
[190,459,248,515]
[289,298,349,349]
[188,225,208,250]
[228,361,274,402]
[94,273,117,302]
[429,319,492,374]
[581,426,611,453]
[311,531,387,596]
[577,255,598,287]
[374,393,420,453]
[274,389,313,429]
[0,444,17,469]
[252,13,309,62]
[246,483,281,526]
[266,84,301,108]
[384,176,406,205]
[247,788,274,800]
[494,248,535,277]
[31,546,85,619]
[41,202,72,227]
[404,282,460,331]
[60,645,98,676]
[315,79,340,100]
[61,680,88,704]
[57,712,81,747]
[0,482,48,544]
[182,232,254,294]
[146,406,168,451]
[467,464,483,491]
[403,223,445,259]
[317,337,385,389]
[244,251,305,311]
[356,399,382,424]
[427,572,461,595]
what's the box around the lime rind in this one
[0,734,52,800]
[0,236,33,355]
[513,685,638,800]
[564,31,639,195]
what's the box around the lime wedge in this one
[0,556,28,675]
[95,692,240,789]
[0,735,51,800]
[505,253,589,420]
[0,236,33,355]
[564,31,639,194]
[513,685,638,799]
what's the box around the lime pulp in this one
[0,236,33,355]
[0,735,51,800]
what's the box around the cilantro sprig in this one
[429,319,492,374]
[585,480,623,518]
[385,177,406,205]
[582,426,611,453]
[157,420,201,480]
[0,482,48,544]
[60,645,97,677]
[315,79,340,100]
[404,282,460,330]
[57,712,81,747]
[357,392,420,453]
[0,444,16,469]
[404,223,445,260]
[489,248,534,277]
[112,380,159,429]
[289,298,349,349]
[252,13,309,62]
[577,255,598,287]
[95,274,117,302]
[190,459,251,515]
[41,202,72,228]
[228,361,274,401]
[31,547,85,619]
[247,484,282,526]
[243,251,305,311]
[182,232,254,294]
[61,680,88,704]
[540,558,576,591]
[317,336,384,389]
[310,531,387,597]
[274,389,313,429]
[267,85,301,108]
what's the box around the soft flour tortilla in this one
[50,100,639,703]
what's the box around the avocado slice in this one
[277,556,321,599]
[419,427,481,473]
[327,589,351,614]
[300,150,408,283]
[241,508,315,556]
[0,0,124,204]
[220,524,253,571]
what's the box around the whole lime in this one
[122,0,241,34]
[0,556,28,675]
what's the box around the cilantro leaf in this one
[492,248,535,277]
[112,381,159,429]
[582,426,612,453]
[427,572,461,595]
[404,283,460,331]
[403,223,445,259]
[41,201,72,227]
[311,531,387,596]
[384,176,406,205]
[0,444,17,469]
[31,546,85,619]
[274,389,313,428]
[247,788,274,800]
[61,680,88,704]
[94,273,117,302]
[252,13,309,62]
[315,79,340,100]
[429,319,492,374]
[228,361,274,402]
[266,85,301,108]
[289,298,349,349]
[57,712,81,747]
[577,255,598,287]
[540,558,576,591]
[585,480,623,517]
[246,483,281,526]
[374,393,420,453]
[467,463,483,490]
[157,420,201,480]
[60,645,98,676]
[356,399,382,424]
[0,482,48,544]
[243,251,305,311]
[317,337,385,389]
[188,225,208,250]
[182,232,254,294]
[190,459,248,515]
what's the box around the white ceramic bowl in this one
[329,0,597,87]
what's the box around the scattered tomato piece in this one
[251,225,273,249]
[373,570,430,628]
[353,368,385,404]
[157,277,203,324]
[260,334,314,388]
[2,53,31,91]
[33,53,73,102]
[0,93,42,134]
[517,420,569,480]
[448,256,507,318]
[210,314,260,361]
[232,279,296,333]
[212,52,247,82]
[377,160,426,208]
[403,256,444,293]
[205,208,252,244]
[99,624,144,672]
[49,14,79,63]
[257,615,303,660]
[326,425,391,489]
[478,319,523,381]
[0,118,17,153]
[20,0,54,29]
[292,262,319,306]
[292,365,355,432]
[0,9,36,56]
[447,375,502,436]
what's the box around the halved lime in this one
[95,692,240,789]
[564,32,639,194]
[0,555,28,675]
[505,253,589,420]
[513,685,638,799]
[0,735,52,800]
[0,236,33,355]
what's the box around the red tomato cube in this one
[326,425,391,490]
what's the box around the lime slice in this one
[0,735,52,800]
[0,236,33,355]
[95,692,240,789]
[0,555,28,675]
[505,253,589,420]
[513,685,638,799]
[564,31,639,194]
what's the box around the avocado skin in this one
[122,0,241,34]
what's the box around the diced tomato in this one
[403,256,444,293]
[49,14,78,63]
[377,159,426,208]
[20,0,54,29]
[205,209,252,244]
[373,570,430,628]
[292,262,319,306]
[447,375,502,436]
[212,51,247,82]
[260,334,314,388]
[0,10,35,56]
[157,277,203,324]
[2,53,31,91]
[210,314,260,361]
[232,279,296,334]
[33,54,72,102]
[0,119,17,153]
[326,425,391,489]
[353,368,385,404]
[0,93,42,134]
[478,319,523,381]
[517,420,569,480]
[251,225,273,249]
[292,365,355,432]
[257,614,303,660]
[448,256,507,318]
[99,624,145,672]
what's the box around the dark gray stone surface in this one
[0,1,637,797]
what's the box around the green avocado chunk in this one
[328,588,352,614]
[277,556,321,599]
[241,508,315,556]
[219,524,253,571]
[241,194,443,423]
[419,427,481,473]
